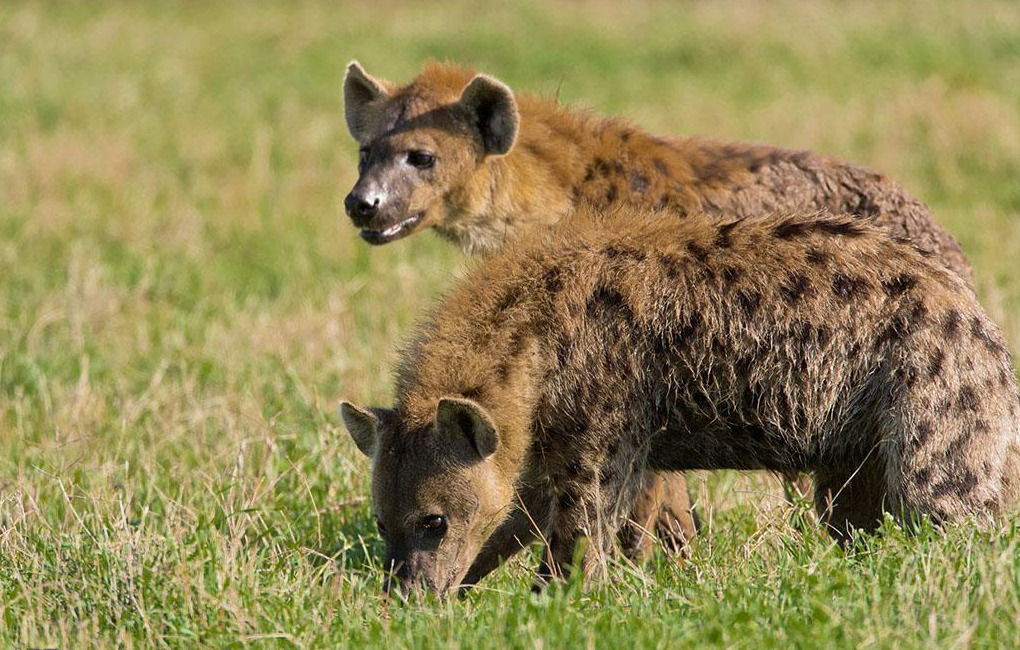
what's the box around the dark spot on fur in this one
[903,365,920,390]
[494,285,523,314]
[914,420,933,448]
[543,265,563,294]
[929,349,945,379]
[462,385,484,399]
[912,466,931,485]
[931,470,979,498]
[774,218,810,239]
[909,300,928,326]
[604,245,646,263]
[586,284,633,320]
[687,242,709,264]
[599,465,616,485]
[594,157,611,178]
[943,309,962,339]
[780,273,814,305]
[805,247,830,267]
[583,165,594,183]
[721,266,743,287]
[507,329,529,358]
[662,312,703,351]
[831,272,870,302]
[814,219,864,238]
[970,316,1005,354]
[715,221,739,248]
[657,252,683,280]
[736,290,762,317]
[881,273,918,298]
[875,314,911,348]
[957,385,980,412]
[611,160,625,176]
[629,171,649,194]
[494,360,511,383]
[605,184,618,203]
[816,326,832,347]
[652,158,669,175]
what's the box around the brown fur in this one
[342,59,975,564]
[341,208,1018,597]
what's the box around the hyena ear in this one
[339,401,386,457]
[435,397,499,460]
[343,60,390,143]
[458,75,519,156]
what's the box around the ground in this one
[1,1,1019,648]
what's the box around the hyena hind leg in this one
[617,471,698,561]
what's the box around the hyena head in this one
[339,397,513,598]
[342,61,519,244]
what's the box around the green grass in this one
[1,1,1019,647]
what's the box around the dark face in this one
[369,423,511,599]
[344,114,480,245]
[339,397,513,599]
[342,62,520,245]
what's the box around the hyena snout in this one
[344,187,381,225]
[381,549,452,600]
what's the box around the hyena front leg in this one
[460,480,551,593]
[533,439,646,591]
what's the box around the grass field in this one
[2,1,1019,647]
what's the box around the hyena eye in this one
[406,151,435,169]
[358,147,369,173]
[418,515,447,537]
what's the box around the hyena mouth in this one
[359,212,424,245]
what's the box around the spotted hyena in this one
[340,208,1019,598]
[340,60,975,558]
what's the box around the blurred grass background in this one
[1,1,1018,648]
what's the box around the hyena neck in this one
[435,103,599,254]
[397,326,542,479]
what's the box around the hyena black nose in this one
[344,191,380,223]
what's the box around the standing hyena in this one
[340,209,1019,598]
[339,60,976,560]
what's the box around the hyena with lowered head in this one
[340,59,976,558]
[340,208,1019,598]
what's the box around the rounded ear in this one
[435,397,498,460]
[343,60,390,143]
[339,401,382,457]
[458,74,519,156]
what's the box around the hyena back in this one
[340,209,1019,596]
